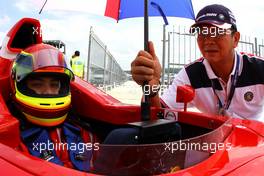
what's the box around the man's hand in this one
[131,41,161,86]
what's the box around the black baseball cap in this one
[190,4,237,33]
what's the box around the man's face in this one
[26,76,61,95]
[196,24,240,63]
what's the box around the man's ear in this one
[233,31,240,48]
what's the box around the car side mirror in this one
[176,85,195,111]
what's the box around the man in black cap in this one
[131,4,264,121]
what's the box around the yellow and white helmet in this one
[11,43,75,126]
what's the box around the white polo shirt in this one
[161,52,264,122]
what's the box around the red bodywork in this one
[0,18,264,176]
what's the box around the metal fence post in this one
[167,32,170,85]
[161,24,166,85]
[255,37,258,56]
[103,46,107,85]
[86,26,93,82]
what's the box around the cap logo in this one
[244,91,254,102]
[218,14,225,20]
[196,13,217,21]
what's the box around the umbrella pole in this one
[141,0,151,121]
[144,0,149,52]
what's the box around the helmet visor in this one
[15,48,74,82]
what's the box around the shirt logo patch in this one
[164,111,178,120]
[244,91,254,102]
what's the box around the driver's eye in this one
[50,81,60,88]
[30,82,43,88]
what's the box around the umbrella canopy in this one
[105,0,195,22]
[104,0,195,50]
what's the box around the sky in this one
[0,0,264,70]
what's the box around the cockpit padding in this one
[11,23,37,50]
